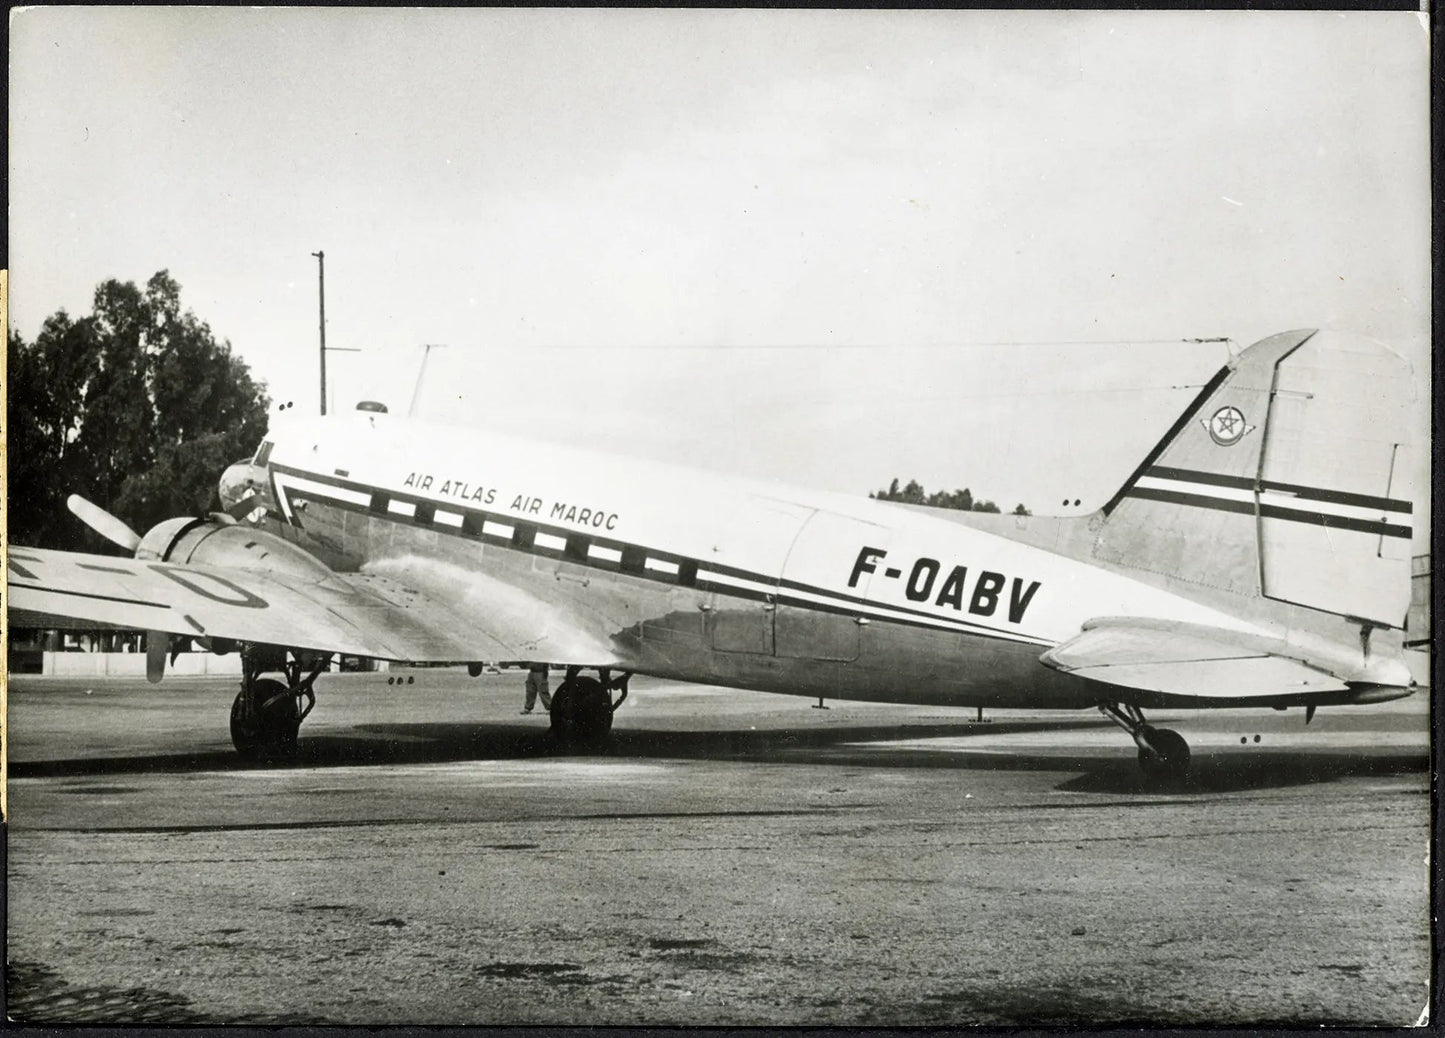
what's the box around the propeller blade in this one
[67,495,142,552]
[146,630,168,684]
[222,490,265,521]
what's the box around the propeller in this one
[68,491,251,683]
[67,494,141,552]
[67,494,236,684]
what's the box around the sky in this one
[8,8,1431,540]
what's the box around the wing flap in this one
[1039,616,1349,698]
[353,555,625,664]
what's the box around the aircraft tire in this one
[230,678,301,763]
[1137,725,1190,784]
[549,676,613,752]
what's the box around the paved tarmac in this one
[5,669,1432,1025]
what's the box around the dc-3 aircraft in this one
[8,329,1421,781]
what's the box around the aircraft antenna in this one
[409,344,448,418]
[1185,336,1239,360]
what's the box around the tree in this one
[928,487,973,510]
[870,477,1024,516]
[8,271,271,549]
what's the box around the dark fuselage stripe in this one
[1125,486,1412,539]
[692,575,1042,644]
[1146,465,1412,514]
[1144,466,1253,492]
[273,465,691,565]
[698,557,1032,638]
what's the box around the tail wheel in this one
[230,677,302,762]
[1099,704,1193,784]
[1137,725,1190,783]
[549,676,614,751]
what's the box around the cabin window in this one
[253,440,274,466]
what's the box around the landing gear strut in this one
[549,666,629,751]
[230,646,329,762]
[1099,702,1191,783]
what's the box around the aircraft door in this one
[775,511,891,661]
[706,498,814,655]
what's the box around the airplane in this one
[7,328,1421,782]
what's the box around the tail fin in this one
[1093,329,1417,629]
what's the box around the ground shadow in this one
[9,724,545,778]
[10,716,1427,796]
[11,719,1054,776]
[1056,747,1429,796]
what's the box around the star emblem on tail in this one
[1203,405,1254,446]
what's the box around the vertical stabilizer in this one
[1094,329,1416,629]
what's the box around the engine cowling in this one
[135,517,335,584]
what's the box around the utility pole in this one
[311,250,359,415]
[312,250,327,415]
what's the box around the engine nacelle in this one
[135,518,335,583]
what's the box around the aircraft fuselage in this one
[239,409,1271,710]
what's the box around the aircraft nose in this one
[218,460,270,518]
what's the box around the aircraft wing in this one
[1038,616,1351,699]
[5,545,587,663]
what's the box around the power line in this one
[515,338,1230,351]
[719,383,1212,406]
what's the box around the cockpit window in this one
[254,440,274,466]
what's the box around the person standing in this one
[522,662,552,714]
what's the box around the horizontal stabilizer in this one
[1040,617,1350,699]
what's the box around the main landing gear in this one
[1099,702,1191,784]
[549,666,629,752]
[230,645,330,762]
